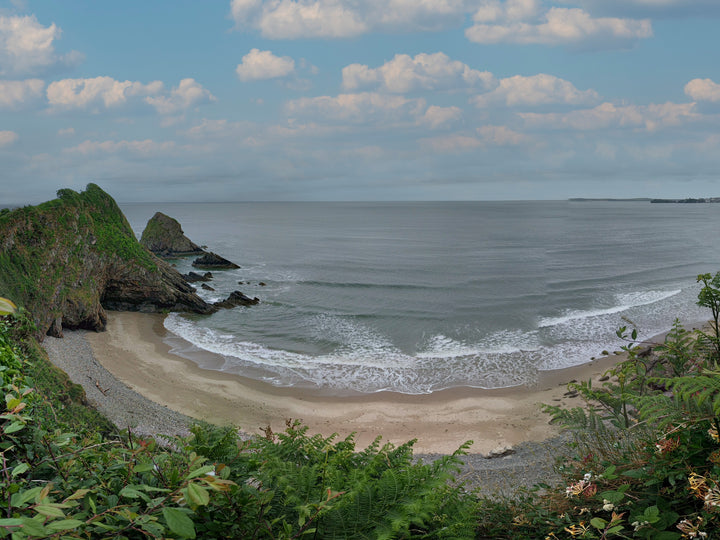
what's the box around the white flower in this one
[602,499,614,512]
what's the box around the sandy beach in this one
[75,311,629,455]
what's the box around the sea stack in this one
[140,212,205,257]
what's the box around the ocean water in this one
[120,201,720,395]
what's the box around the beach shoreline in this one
[70,311,634,455]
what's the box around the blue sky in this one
[2,0,720,203]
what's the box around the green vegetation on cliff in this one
[0,184,211,338]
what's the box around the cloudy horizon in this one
[2,1,720,204]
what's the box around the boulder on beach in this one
[192,252,240,270]
[140,212,205,257]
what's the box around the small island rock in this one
[140,212,205,257]
[214,291,259,308]
[192,252,240,270]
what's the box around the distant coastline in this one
[569,197,720,203]
[568,198,651,202]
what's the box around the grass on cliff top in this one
[0,184,156,317]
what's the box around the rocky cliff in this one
[140,212,205,257]
[0,184,214,339]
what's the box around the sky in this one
[2,0,720,204]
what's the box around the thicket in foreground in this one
[475,273,720,539]
[0,310,477,539]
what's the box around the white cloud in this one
[0,130,18,147]
[286,92,426,122]
[557,0,720,18]
[236,49,296,81]
[471,73,600,107]
[46,77,214,114]
[231,0,367,38]
[0,78,43,108]
[230,0,480,39]
[64,139,176,155]
[684,79,720,103]
[519,101,698,131]
[145,79,216,114]
[477,124,528,145]
[424,125,527,152]
[47,76,163,110]
[0,15,81,75]
[57,127,75,136]
[466,6,652,48]
[417,105,462,128]
[342,52,495,93]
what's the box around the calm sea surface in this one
[121,201,720,395]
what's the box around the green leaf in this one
[11,487,43,507]
[162,508,196,539]
[590,517,607,529]
[4,421,26,434]
[46,519,84,531]
[186,465,214,479]
[19,516,49,536]
[0,518,23,528]
[35,505,66,518]
[119,486,143,499]
[186,483,210,507]
[11,463,29,477]
[133,462,155,473]
[643,505,660,523]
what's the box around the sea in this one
[120,201,720,396]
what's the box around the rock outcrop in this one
[140,212,205,257]
[183,271,213,283]
[0,184,215,339]
[213,291,260,308]
[192,252,240,270]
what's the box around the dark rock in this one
[140,212,205,257]
[259,282,267,287]
[184,271,213,283]
[214,291,260,308]
[201,283,215,291]
[192,252,240,270]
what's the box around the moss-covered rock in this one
[140,212,205,257]
[0,184,214,339]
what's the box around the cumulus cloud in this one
[236,48,296,81]
[556,0,720,18]
[286,92,426,123]
[47,76,163,110]
[466,2,652,49]
[0,130,18,147]
[471,73,600,107]
[0,78,44,108]
[46,77,214,114]
[64,139,176,155]
[519,101,698,131]
[0,15,81,75]
[425,124,528,152]
[145,78,216,114]
[417,105,463,128]
[342,52,495,93]
[684,79,720,103]
[230,0,478,38]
